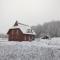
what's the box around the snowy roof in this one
[9,21,36,35]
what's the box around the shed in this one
[40,33,50,39]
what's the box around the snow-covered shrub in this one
[0,40,60,60]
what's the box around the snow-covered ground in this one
[0,38,60,60]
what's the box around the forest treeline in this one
[32,21,60,38]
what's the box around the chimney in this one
[14,21,18,26]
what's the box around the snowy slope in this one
[0,38,60,60]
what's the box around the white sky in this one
[0,0,60,33]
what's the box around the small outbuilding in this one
[7,21,36,41]
[40,33,50,39]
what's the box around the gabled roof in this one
[8,21,36,35]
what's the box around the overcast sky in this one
[0,0,60,33]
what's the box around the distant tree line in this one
[32,21,60,38]
[0,34,8,38]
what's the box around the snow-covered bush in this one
[0,39,60,60]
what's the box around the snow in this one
[0,38,60,60]
[9,23,36,35]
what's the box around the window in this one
[29,36,30,41]
[27,29,32,33]
[31,29,33,33]
[27,29,30,33]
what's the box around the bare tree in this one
[32,21,60,38]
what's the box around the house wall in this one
[24,34,34,41]
[8,29,24,41]
[8,29,35,41]
[24,35,30,41]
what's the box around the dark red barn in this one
[7,21,36,41]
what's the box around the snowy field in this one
[0,38,60,60]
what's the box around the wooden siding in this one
[8,28,35,41]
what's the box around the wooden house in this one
[7,21,36,41]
